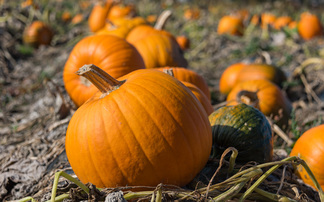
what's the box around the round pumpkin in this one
[63,35,145,107]
[219,63,247,95]
[298,12,322,40]
[290,124,324,190]
[65,64,212,188]
[156,67,210,101]
[209,103,273,163]
[106,3,136,21]
[131,33,188,69]
[23,21,53,47]
[235,63,287,88]
[226,79,292,127]
[217,15,244,36]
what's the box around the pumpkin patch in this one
[4,1,324,201]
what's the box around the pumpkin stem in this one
[236,90,260,109]
[76,64,124,95]
[162,68,174,77]
[154,10,172,30]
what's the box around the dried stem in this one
[154,10,172,30]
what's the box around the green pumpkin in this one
[209,103,273,163]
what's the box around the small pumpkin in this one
[273,16,292,30]
[219,63,247,95]
[71,14,84,25]
[156,67,210,101]
[226,79,292,127]
[63,35,145,107]
[261,13,276,29]
[250,14,260,26]
[235,63,287,88]
[298,12,322,40]
[209,103,273,163]
[176,35,190,51]
[183,8,200,20]
[65,64,212,188]
[61,11,72,23]
[23,21,53,47]
[290,124,324,190]
[217,15,244,36]
[106,3,136,21]
[88,0,114,32]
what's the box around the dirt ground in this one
[1,0,324,201]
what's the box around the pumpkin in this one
[209,103,273,163]
[183,8,200,20]
[261,13,276,29]
[288,21,297,29]
[106,3,136,21]
[23,21,53,47]
[235,63,287,88]
[219,63,247,95]
[61,11,72,23]
[157,67,210,101]
[63,35,145,107]
[146,15,157,24]
[88,0,114,32]
[235,9,250,22]
[65,64,212,188]
[298,12,322,40]
[273,16,292,30]
[217,15,244,36]
[226,79,292,127]
[290,124,324,190]
[176,35,190,51]
[131,33,187,69]
[71,14,84,25]
[95,16,147,38]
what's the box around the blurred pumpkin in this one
[219,63,247,95]
[250,14,260,26]
[107,3,136,21]
[66,64,212,188]
[288,21,297,29]
[131,33,187,69]
[235,63,287,88]
[95,16,147,38]
[274,16,292,30]
[71,14,84,25]
[88,0,114,32]
[209,103,273,163]
[146,14,157,24]
[63,35,145,107]
[176,35,190,51]
[298,12,322,40]
[226,79,292,127]
[235,9,250,22]
[23,21,53,47]
[183,8,200,20]
[290,124,324,191]
[217,15,244,36]
[261,13,276,29]
[61,11,72,22]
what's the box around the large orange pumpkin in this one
[131,33,187,69]
[226,79,292,127]
[65,64,212,188]
[298,12,322,40]
[217,15,244,36]
[219,63,247,95]
[63,35,145,107]
[23,21,53,47]
[156,67,210,100]
[290,124,324,190]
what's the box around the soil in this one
[1,0,324,201]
